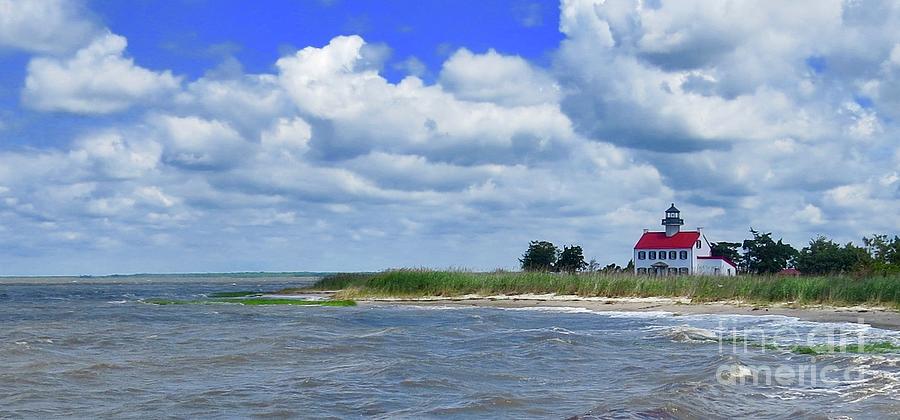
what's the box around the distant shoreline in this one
[0,272,330,279]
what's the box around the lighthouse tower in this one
[661,203,683,237]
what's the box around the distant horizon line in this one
[0,271,349,279]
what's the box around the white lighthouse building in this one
[633,204,736,276]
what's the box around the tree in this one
[742,229,798,274]
[520,241,559,272]
[795,236,869,275]
[556,245,587,273]
[711,242,742,265]
[587,258,601,272]
[862,234,900,274]
[625,259,634,272]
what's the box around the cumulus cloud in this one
[551,0,900,245]
[0,0,98,54]
[276,35,575,164]
[440,48,560,106]
[174,73,292,140]
[69,131,161,180]
[2,1,900,274]
[260,117,313,156]
[557,0,842,151]
[23,33,181,114]
[151,114,249,170]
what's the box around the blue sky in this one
[90,0,562,82]
[0,0,899,275]
[1,0,561,149]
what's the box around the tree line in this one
[519,241,632,274]
[521,230,900,275]
[713,230,900,275]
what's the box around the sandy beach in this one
[349,294,900,330]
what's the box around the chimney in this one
[643,228,649,233]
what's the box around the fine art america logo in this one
[713,318,879,386]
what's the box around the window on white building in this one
[638,251,646,260]
[679,251,688,259]
[696,240,701,249]
[679,267,689,275]
[637,268,647,275]
[649,251,657,259]
[668,251,677,260]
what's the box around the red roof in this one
[634,231,700,249]
[698,256,737,268]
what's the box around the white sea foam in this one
[495,326,582,336]
[391,304,675,319]
[501,306,598,315]
[656,326,719,342]
[601,310,673,318]
[727,364,754,379]
[392,304,477,311]
[356,327,403,338]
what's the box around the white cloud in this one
[152,114,249,170]
[556,0,847,152]
[793,204,825,225]
[276,36,575,163]
[439,48,560,106]
[176,74,288,133]
[0,0,97,54]
[69,131,161,180]
[3,2,900,273]
[260,117,312,156]
[393,56,427,77]
[23,32,181,114]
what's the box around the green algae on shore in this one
[142,297,356,307]
[789,341,900,355]
[143,298,201,305]
[214,298,356,306]
[208,291,264,298]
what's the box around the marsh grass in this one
[315,269,900,308]
[298,273,374,291]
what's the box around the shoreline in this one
[347,295,900,330]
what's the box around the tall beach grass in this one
[304,269,900,308]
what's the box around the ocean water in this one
[1,276,898,419]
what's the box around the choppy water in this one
[1,276,899,419]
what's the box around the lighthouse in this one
[662,203,683,237]
[633,204,737,276]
